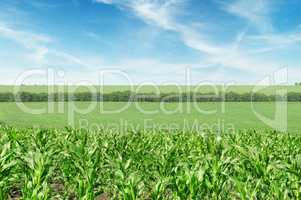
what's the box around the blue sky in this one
[0,0,300,84]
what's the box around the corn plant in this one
[0,126,300,199]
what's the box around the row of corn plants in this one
[0,125,300,199]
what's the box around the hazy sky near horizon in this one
[0,0,300,85]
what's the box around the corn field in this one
[0,125,300,199]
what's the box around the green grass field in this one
[1,85,301,94]
[0,102,300,133]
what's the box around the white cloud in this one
[94,0,277,73]
[94,0,113,4]
[1,0,299,84]
[246,31,301,50]
[94,0,301,78]
[223,0,273,33]
[129,0,179,30]
[223,0,301,54]
[84,31,112,46]
[0,23,52,64]
[0,23,52,47]
[0,22,104,70]
[27,47,49,64]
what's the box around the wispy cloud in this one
[26,0,62,9]
[94,0,301,76]
[223,0,273,33]
[94,0,276,73]
[1,0,300,84]
[247,31,301,49]
[0,23,52,63]
[0,22,103,69]
[93,0,113,4]
[0,23,52,46]
[223,0,301,53]
[84,31,112,46]
[129,0,180,30]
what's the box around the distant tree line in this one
[0,91,301,102]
